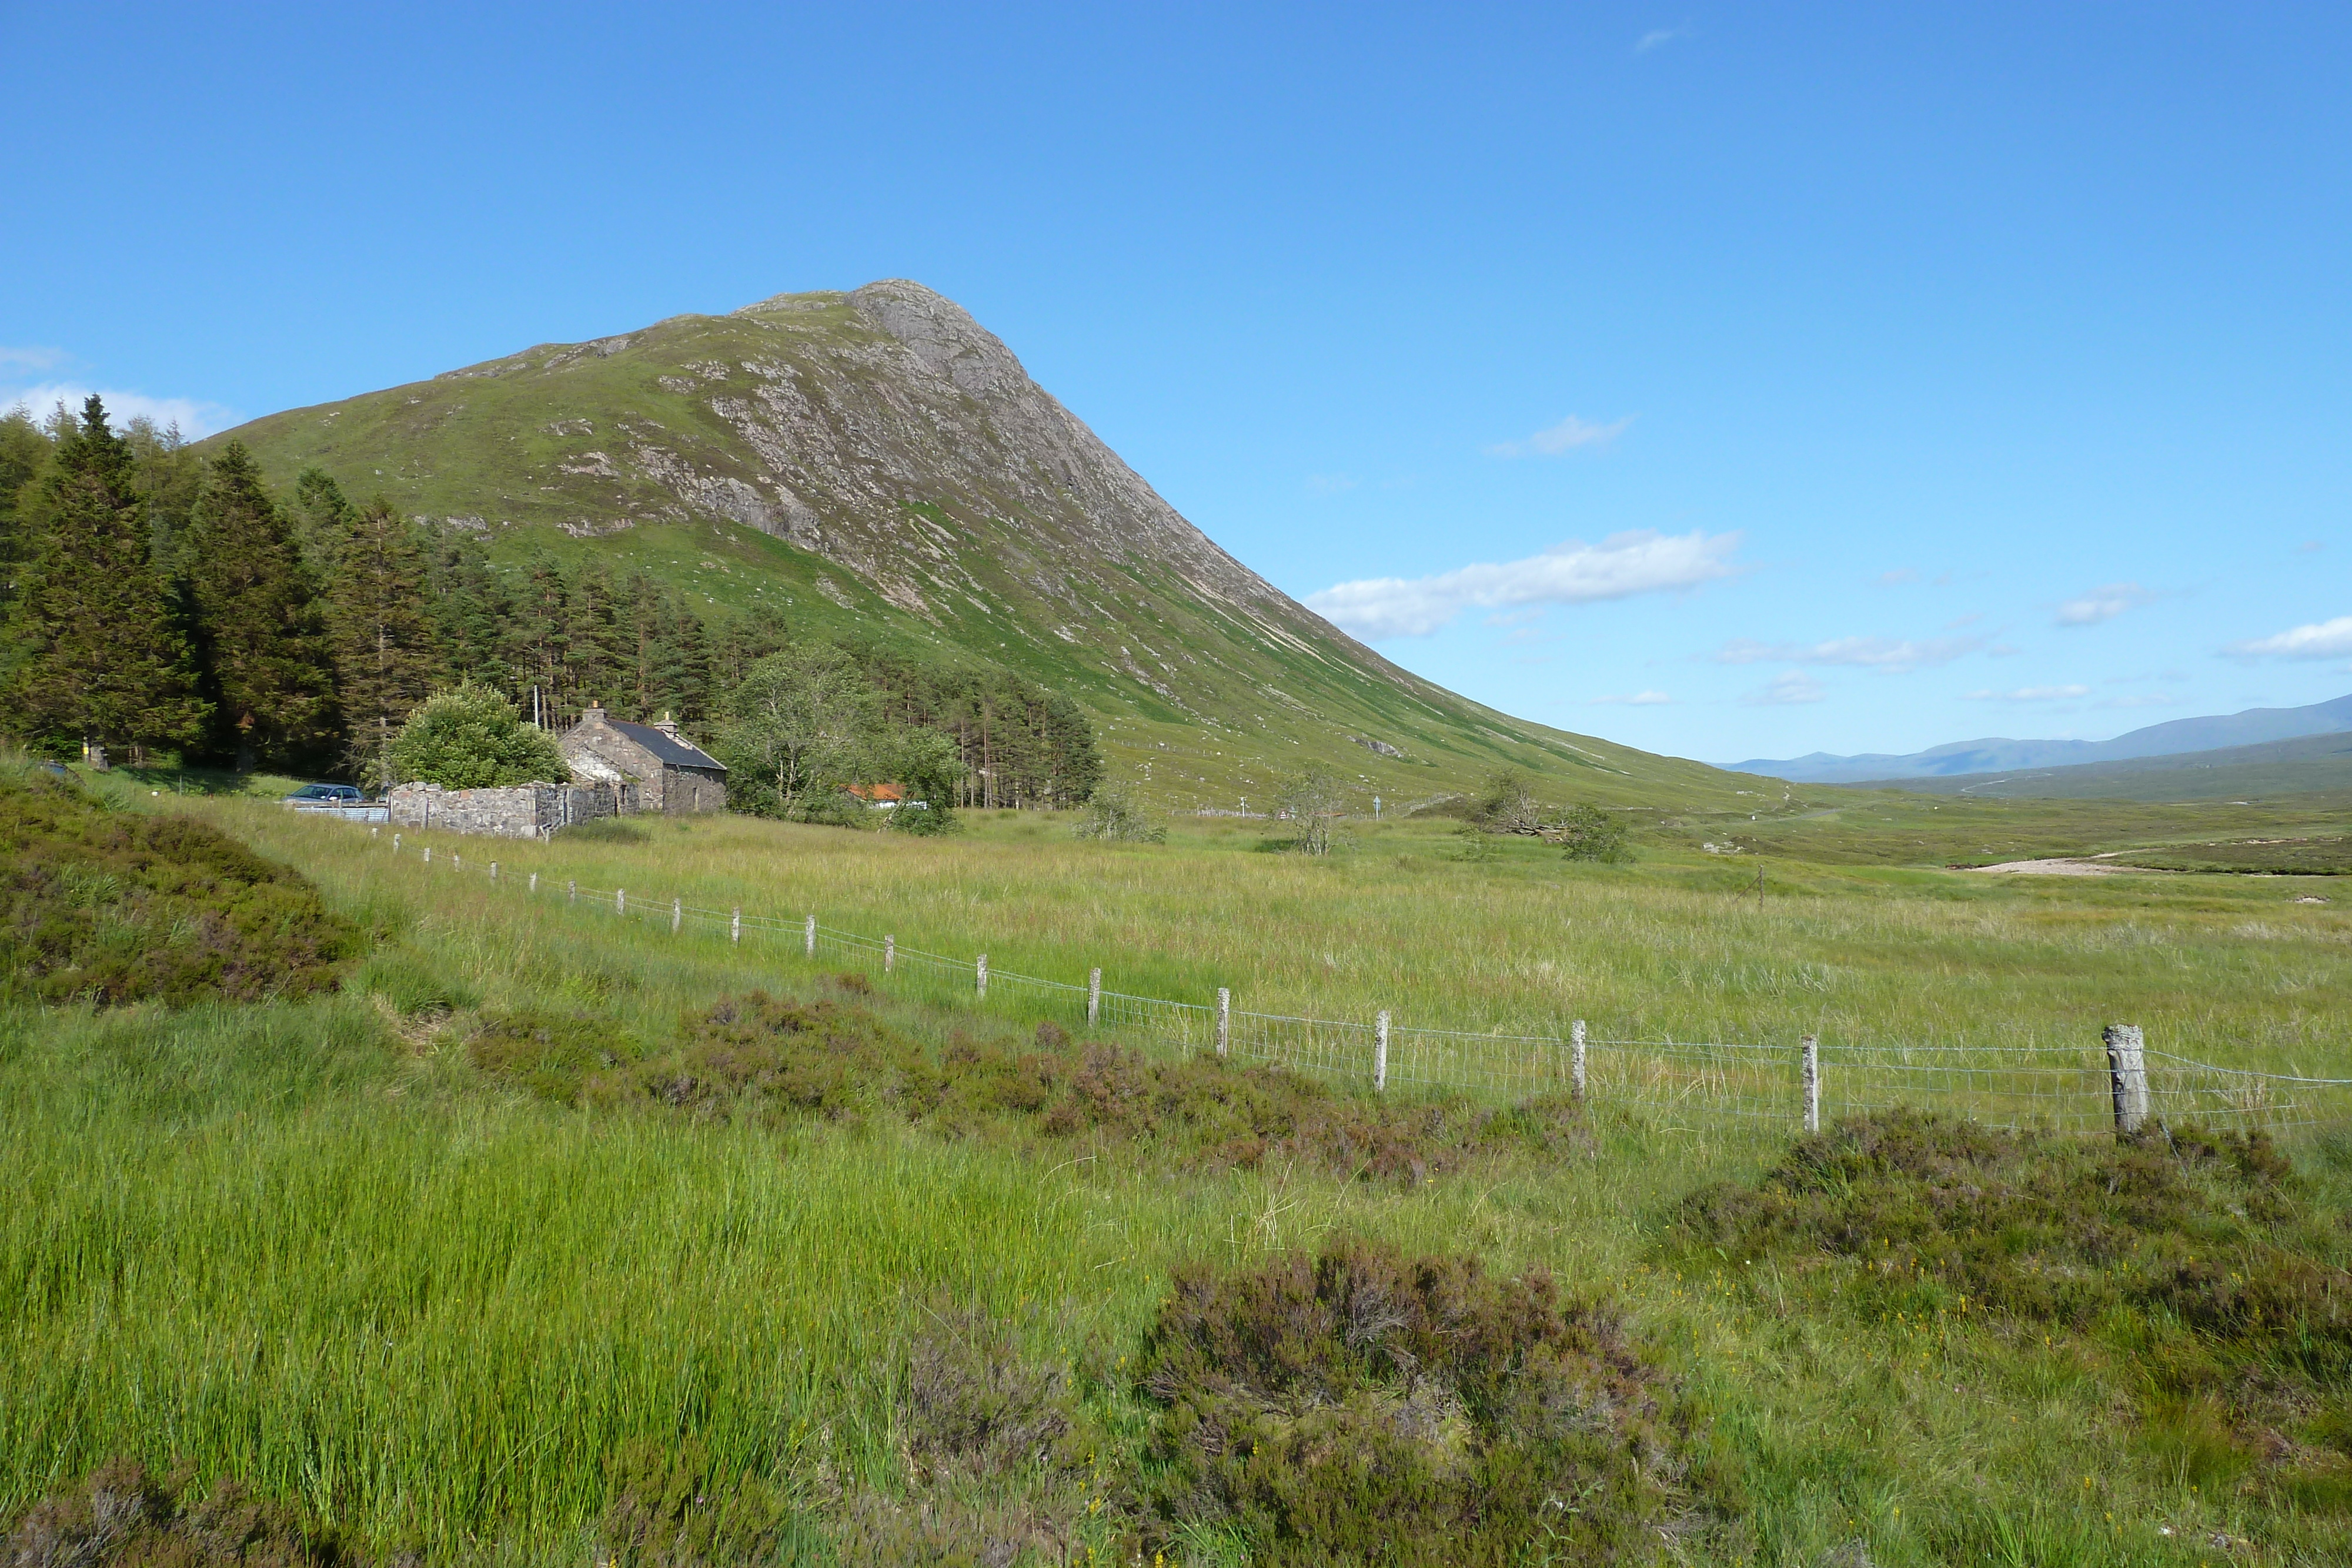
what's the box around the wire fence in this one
[376,829,2352,1139]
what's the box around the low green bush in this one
[0,771,360,1005]
[475,993,1592,1183]
[1126,1238,1712,1565]
[2,1457,364,1568]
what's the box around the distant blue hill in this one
[1728,693,2352,785]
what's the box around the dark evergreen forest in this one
[0,397,1099,810]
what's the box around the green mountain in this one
[213,280,1755,813]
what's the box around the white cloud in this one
[2055,581,2154,627]
[1713,633,1986,673]
[1307,527,1740,640]
[1743,671,1823,706]
[0,346,66,372]
[2226,616,2352,660]
[1963,684,2091,702]
[1876,567,1919,586]
[1484,413,1633,458]
[1589,690,1673,706]
[1636,26,1692,52]
[1,382,239,438]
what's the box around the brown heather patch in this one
[0,774,359,1007]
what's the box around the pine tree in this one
[290,467,359,581]
[186,442,336,770]
[566,559,625,716]
[513,553,573,720]
[332,499,440,790]
[423,526,519,690]
[3,396,208,763]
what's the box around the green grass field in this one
[7,778,2352,1564]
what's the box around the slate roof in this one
[606,719,726,773]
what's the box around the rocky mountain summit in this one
[219,282,1744,807]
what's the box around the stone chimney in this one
[653,710,681,741]
[581,702,606,727]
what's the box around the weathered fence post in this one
[731,908,741,945]
[884,935,895,973]
[671,897,682,934]
[452,853,460,874]
[567,878,577,904]
[976,954,988,1000]
[392,833,400,852]
[804,914,816,958]
[529,871,538,894]
[489,861,498,883]
[1217,988,1231,1057]
[1801,1035,1820,1134]
[1087,967,1101,1026]
[2105,1024,2149,1135]
[617,887,627,917]
[370,826,379,840]
[1375,1010,1390,1092]
[422,845,431,865]
[1571,1019,1588,1101]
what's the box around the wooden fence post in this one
[884,935,894,972]
[452,853,460,874]
[392,833,400,853]
[529,871,538,894]
[1801,1035,1820,1134]
[567,878,576,903]
[1375,1011,1390,1092]
[731,908,741,945]
[977,954,988,1000]
[804,914,816,958]
[1088,967,1101,1026]
[671,897,682,934]
[616,887,626,917]
[422,846,430,865]
[1571,1019,1588,1101]
[489,861,498,883]
[1217,988,1231,1057]
[370,826,379,840]
[2105,1024,2149,1135]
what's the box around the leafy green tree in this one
[1557,802,1632,863]
[1071,783,1165,844]
[332,500,440,790]
[1272,764,1348,856]
[717,643,877,820]
[868,726,963,835]
[2,396,208,763]
[186,442,336,770]
[387,682,568,788]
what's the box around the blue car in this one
[284,783,364,804]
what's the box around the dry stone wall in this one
[386,781,634,839]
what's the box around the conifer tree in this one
[186,442,336,770]
[332,499,440,790]
[290,467,359,580]
[3,395,208,763]
[423,526,519,690]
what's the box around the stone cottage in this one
[560,705,729,814]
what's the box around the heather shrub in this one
[1,1457,363,1568]
[467,1009,643,1100]
[0,771,360,1005]
[1128,1238,1703,1565]
[598,1436,794,1568]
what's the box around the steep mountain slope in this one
[1867,728,2352,803]
[215,282,1756,813]
[1731,693,2352,784]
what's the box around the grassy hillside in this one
[6,783,2351,1564]
[208,283,1756,815]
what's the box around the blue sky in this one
[5,2,2347,764]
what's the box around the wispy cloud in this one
[1876,567,1919,586]
[1304,473,1358,495]
[1307,528,1740,640]
[2055,581,2154,627]
[1713,633,1986,673]
[1636,25,1691,52]
[1483,413,1633,459]
[2226,616,2352,660]
[0,346,66,372]
[1743,671,1823,706]
[1,382,240,438]
[1963,684,2091,702]
[1589,690,1673,706]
